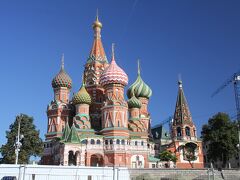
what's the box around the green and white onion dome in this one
[128,95,142,109]
[72,83,91,105]
[127,73,152,99]
[52,61,72,89]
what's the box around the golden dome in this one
[92,18,102,29]
[92,10,102,29]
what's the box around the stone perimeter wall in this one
[129,168,240,180]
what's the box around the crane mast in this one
[212,70,240,121]
[234,74,240,121]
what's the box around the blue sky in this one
[0,0,240,146]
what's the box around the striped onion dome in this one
[128,94,142,109]
[127,61,152,99]
[72,81,91,105]
[52,55,72,89]
[100,44,128,86]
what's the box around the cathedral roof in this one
[52,54,72,89]
[127,61,152,99]
[62,121,70,141]
[87,12,108,64]
[72,79,92,105]
[100,44,128,86]
[128,94,142,109]
[66,123,80,143]
[173,80,193,125]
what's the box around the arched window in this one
[177,127,182,137]
[105,140,108,145]
[185,127,191,136]
[121,139,125,145]
[147,144,150,148]
[110,139,113,144]
[96,140,101,144]
[135,141,138,146]
[90,139,95,144]
[141,141,144,146]
[116,139,120,144]
[118,121,120,127]
[81,139,87,144]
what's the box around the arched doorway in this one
[68,151,76,166]
[90,154,104,167]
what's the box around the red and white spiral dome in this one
[100,49,128,86]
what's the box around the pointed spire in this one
[61,53,64,70]
[111,43,115,62]
[96,8,99,22]
[87,10,107,64]
[178,74,182,88]
[137,59,141,75]
[173,80,193,125]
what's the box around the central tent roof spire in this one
[88,9,107,63]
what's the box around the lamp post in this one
[15,114,24,165]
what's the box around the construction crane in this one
[211,70,240,121]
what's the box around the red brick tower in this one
[84,13,108,130]
[170,80,203,168]
[46,55,74,141]
[99,44,130,166]
[127,61,152,138]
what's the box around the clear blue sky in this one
[0,0,240,146]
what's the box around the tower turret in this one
[127,61,152,132]
[84,11,109,130]
[46,54,74,141]
[127,61,152,118]
[100,44,129,137]
[168,80,203,168]
[172,80,197,140]
[72,78,92,129]
[128,94,142,120]
[52,54,72,103]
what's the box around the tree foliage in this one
[201,112,238,167]
[0,114,43,164]
[159,150,177,163]
[183,143,197,168]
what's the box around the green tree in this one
[159,150,177,163]
[201,112,238,168]
[183,143,197,168]
[0,114,43,164]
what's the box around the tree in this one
[0,114,43,164]
[201,112,238,168]
[183,143,197,168]
[159,150,177,163]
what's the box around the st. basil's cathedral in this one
[41,15,204,169]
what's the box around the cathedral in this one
[41,14,204,169]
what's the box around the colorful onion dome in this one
[52,54,72,89]
[127,61,152,99]
[100,44,128,86]
[72,80,91,105]
[128,94,142,109]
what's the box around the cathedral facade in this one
[41,15,203,169]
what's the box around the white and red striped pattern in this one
[100,58,128,86]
